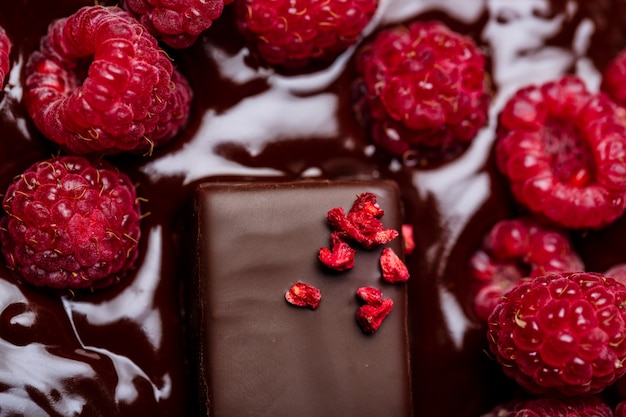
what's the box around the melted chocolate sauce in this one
[0,1,625,416]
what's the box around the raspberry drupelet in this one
[353,21,490,166]
[122,0,231,49]
[496,76,626,230]
[24,5,193,155]
[235,0,379,69]
[0,25,10,86]
[471,217,583,321]
[487,271,626,396]
[0,156,142,290]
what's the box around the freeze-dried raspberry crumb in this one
[285,282,321,309]
[356,292,393,334]
[122,0,227,49]
[353,21,490,165]
[402,224,415,255]
[24,5,192,155]
[318,241,355,271]
[235,0,378,69]
[380,247,410,283]
[496,76,626,229]
[0,156,142,290]
[326,193,398,250]
[488,271,626,396]
[470,217,583,321]
[0,25,10,86]
[356,286,383,307]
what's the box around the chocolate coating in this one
[191,180,410,417]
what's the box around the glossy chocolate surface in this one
[1,0,626,416]
[192,180,410,417]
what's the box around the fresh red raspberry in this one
[0,156,142,290]
[353,21,490,165]
[24,5,193,156]
[121,0,227,49]
[471,217,583,321]
[488,271,626,396]
[0,25,10,86]
[235,0,378,69]
[481,396,613,417]
[601,48,626,107]
[496,76,626,230]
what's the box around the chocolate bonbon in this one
[190,180,411,416]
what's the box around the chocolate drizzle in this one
[0,1,625,416]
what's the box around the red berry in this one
[496,76,626,229]
[0,25,10,86]
[482,396,613,417]
[0,156,142,290]
[235,0,378,68]
[470,217,583,321]
[353,21,490,165]
[601,48,626,107]
[122,0,227,49]
[24,6,193,155]
[487,271,626,396]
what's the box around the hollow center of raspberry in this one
[542,120,595,186]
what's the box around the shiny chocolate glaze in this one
[0,0,625,416]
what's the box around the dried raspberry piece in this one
[0,156,142,290]
[0,25,10,86]
[496,76,626,229]
[401,224,415,255]
[353,21,490,165]
[488,271,626,396]
[318,241,355,271]
[356,286,383,307]
[121,0,227,49]
[380,247,409,283]
[24,5,193,155]
[356,294,393,334]
[326,193,398,250]
[235,0,378,69]
[285,282,321,309]
[470,217,583,321]
[482,396,613,417]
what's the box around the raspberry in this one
[487,271,626,396]
[24,5,193,155]
[235,0,378,69]
[353,21,490,165]
[0,25,10,86]
[496,76,626,230]
[470,217,583,321]
[121,0,228,49]
[481,396,613,417]
[601,48,626,107]
[0,156,142,290]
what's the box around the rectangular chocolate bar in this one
[191,180,412,417]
